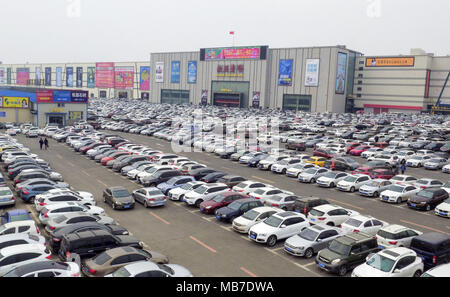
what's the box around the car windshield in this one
[344,218,362,228]
[328,240,351,256]
[253,189,266,195]
[147,190,162,196]
[263,216,283,228]
[10,214,30,222]
[323,172,338,178]
[428,159,441,163]
[388,185,404,193]
[308,209,324,217]
[242,210,259,220]
[0,190,12,196]
[416,191,434,199]
[366,254,396,272]
[443,182,450,188]
[366,181,381,187]
[113,190,130,198]
[180,183,192,190]
[194,186,208,194]
[212,195,226,202]
[268,195,283,202]
[228,201,242,211]
[298,228,319,241]
[343,176,357,182]
[410,156,422,160]
[304,168,318,174]
[265,157,276,162]
[54,215,68,224]
[112,267,131,277]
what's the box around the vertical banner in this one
[16,68,30,85]
[155,62,164,83]
[424,70,431,98]
[66,67,74,87]
[187,61,197,84]
[114,67,134,90]
[35,67,41,86]
[0,68,4,85]
[45,67,52,86]
[305,59,320,86]
[95,62,115,88]
[252,92,261,108]
[7,68,11,84]
[76,67,83,87]
[56,67,63,87]
[139,66,150,90]
[278,59,293,86]
[171,61,180,83]
[87,67,95,88]
[201,90,208,105]
[335,52,348,94]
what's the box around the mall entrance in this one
[211,81,249,108]
[46,113,65,127]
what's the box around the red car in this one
[199,192,248,214]
[80,142,105,154]
[349,145,371,156]
[100,151,130,166]
[352,166,372,176]
[368,168,397,180]
[313,149,335,159]
[346,142,361,154]
[374,142,389,149]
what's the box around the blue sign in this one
[53,90,71,103]
[66,67,73,87]
[70,91,88,103]
[0,112,6,118]
[45,67,51,86]
[187,61,197,84]
[278,59,293,86]
[171,61,180,83]
[56,67,62,87]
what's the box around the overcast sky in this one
[0,0,448,64]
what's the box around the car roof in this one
[336,232,373,244]
[45,202,80,209]
[414,232,450,244]
[380,224,411,233]
[9,260,67,275]
[380,247,415,259]
[103,246,139,257]
[0,244,44,256]
[274,211,299,218]
[108,186,127,191]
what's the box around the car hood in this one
[380,190,401,197]
[233,216,253,226]
[352,263,388,277]
[409,195,430,203]
[436,202,450,211]
[166,264,193,277]
[318,249,345,262]
[116,235,141,245]
[360,185,378,191]
[114,197,135,204]
[249,221,276,234]
[216,206,235,216]
[200,200,222,208]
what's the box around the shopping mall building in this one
[0,45,449,126]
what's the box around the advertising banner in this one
[335,52,348,94]
[7,68,11,85]
[45,67,52,86]
[201,90,208,105]
[35,67,41,86]
[0,112,5,118]
[56,67,62,87]
[171,61,180,83]
[87,67,95,88]
[278,59,293,86]
[139,66,150,90]
[0,68,4,85]
[204,47,260,60]
[69,111,82,120]
[365,57,415,67]
[76,67,83,87]
[96,62,115,88]
[3,97,29,108]
[36,90,53,103]
[114,67,134,90]
[16,68,30,85]
[252,91,260,108]
[187,61,197,84]
[155,62,164,83]
[70,90,89,103]
[66,67,74,87]
[53,90,71,103]
[305,59,320,87]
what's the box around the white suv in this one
[376,224,422,249]
[0,244,51,276]
[307,204,359,227]
[183,183,229,207]
[337,174,372,192]
[340,215,388,236]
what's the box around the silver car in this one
[132,187,166,208]
[424,158,448,170]
[359,179,393,198]
[44,212,116,233]
[298,168,329,183]
[263,193,298,211]
[0,187,15,207]
[316,171,349,188]
[105,261,194,277]
[284,225,345,258]
[413,178,443,190]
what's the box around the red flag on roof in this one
[229,31,235,35]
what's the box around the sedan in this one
[103,187,135,210]
[316,171,348,188]
[435,197,450,218]
[132,187,166,208]
[105,262,193,277]
[199,192,248,214]
[336,174,372,192]
[0,187,15,207]
[380,184,420,204]
[45,212,116,233]
[359,179,393,198]
[263,193,298,211]
[232,207,283,234]
[413,178,443,190]
[39,203,106,225]
[407,188,449,211]
[285,163,318,178]
[376,224,422,249]
[298,168,329,184]
[424,158,448,170]
[2,260,81,277]
[340,215,387,235]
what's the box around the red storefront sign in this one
[36,90,53,103]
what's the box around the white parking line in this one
[263,247,319,276]
[220,225,232,232]
[202,216,214,222]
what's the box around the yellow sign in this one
[2,97,29,108]
[69,111,82,120]
[50,108,63,113]
[217,74,244,77]
[365,57,415,67]
[220,89,233,92]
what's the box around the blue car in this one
[215,198,263,223]
[20,184,58,203]
[0,209,32,224]
[157,176,195,195]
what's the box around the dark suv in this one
[315,232,380,276]
[58,229,143,260]
[410,232,450,269]
[291,197,329,215]
[143,170,182,187]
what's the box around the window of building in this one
[358,74,363,78]
[161,89,190,105]
[282,94,311,112]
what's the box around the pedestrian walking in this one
[39,138,44,150]
[401,163,406,175]
[44,138,49,150]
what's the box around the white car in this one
[35,189,94,204]
[232,181,270,195]
[232,207,283,234]
[137,165,173,184]
[415,149,435,156]
[442,164,450,174]
[405,155,433,167]
[379,184,420,204]
[421,263,450,277]
[367,154,399,166]
[336,174,372,192]
[340,215,388,236]
[412,178,443,190]
[285,163,318,178]
[39,202,105,225]
[435,197,450,218]
[0,233,46,250]
[390,175,418,185]
[258,155,289,170]
[441,181,450,194]
[352,247,424,277]
[376,224,423,249]
[361,148,384,159]
[394,150,416,163]
[298,168,330,184]
[424,158,448,170]
[35,192,97,213]
[0,220,40,236]
[167,181,205,201]
[248,211,310,247]
[0,244,52,276]
[271,158,302,174]
[127,164,155,180]
[307,204,359,227]
[183,183,229,207]
[316,171,349,188]
[248,187,293,203]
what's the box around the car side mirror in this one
[281,224,287,228]
[393,269,401,273]
[317,238,322,242]
[366,253,375,261]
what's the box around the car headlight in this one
[221,214,226,218]
[115,201,122,205]
[331,259,341,265]
[259,233,267,237]
[205,206,211,209]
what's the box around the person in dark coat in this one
[39,138,44,150]
[401,163,406,175]
[44,138,49,150]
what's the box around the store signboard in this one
[365,57,415,67]
[96,62,115,88]
[204,47,260,60]
[139,66,150,90]
[187,61,197,84]
[171,61,180,83]
[16,68,30,85]
[278,59,293,86]
[335,52,347,94]
[36,90,53,103]
[3,97,29,108]
[155,62,164,83]
[114,67,134,90]
[305,59,320,87]
[70,90,88,103]
[53,90,71,103]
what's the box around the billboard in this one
[76,67,83,87]
[187,61,197,84]
[36,90,53,103]
[171,61,180,83]
[53,90,71,103]
[204,47,261,60]
[278,59,293,86]
[0,68,4,85]
[155,62,164,83]
[66,67,74,87]
[96,62,115,88]
[16,68,30,85]
[70,91,88,103]
[305,59,320,87]
[87,67,95,88]
[45,67,52,86]
[56,67,62,87]
[365,57,415,67]
[114,67,134,90]
[139,66,150,90]
[335,52,348,94]
[35,67,41,86]
[3,97,29,108]
[7,68,11,84]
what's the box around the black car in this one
[425,142,445,151]
[59,230,143,260]
[291,197,330,214]
[201,172,228,183]
[324,157,360,171]
[407,188,449,211]
[8,164,43,180]
[48,222,129,253]
[410,232,450,269]
[112,156,149,172]
[143,170,182,187]
[190,168,218,180]
[247,154,269,167]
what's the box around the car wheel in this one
[229,215,237,223]
[373,192,379,198]
[310,178,315,184]
[112,203,116,210]
[330,182,335,188]
[267,235,277,247]
[350,187,355,193]
[426,204,431,211]
[282,169,286,174]
[103,196,107,203]
[304,248,314,259]
[413,270,422,277]
[178,194,184,202]
[338,265,348,276]
[195,200,202,208]
[396,197,402,204]
[144,201,149,208]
